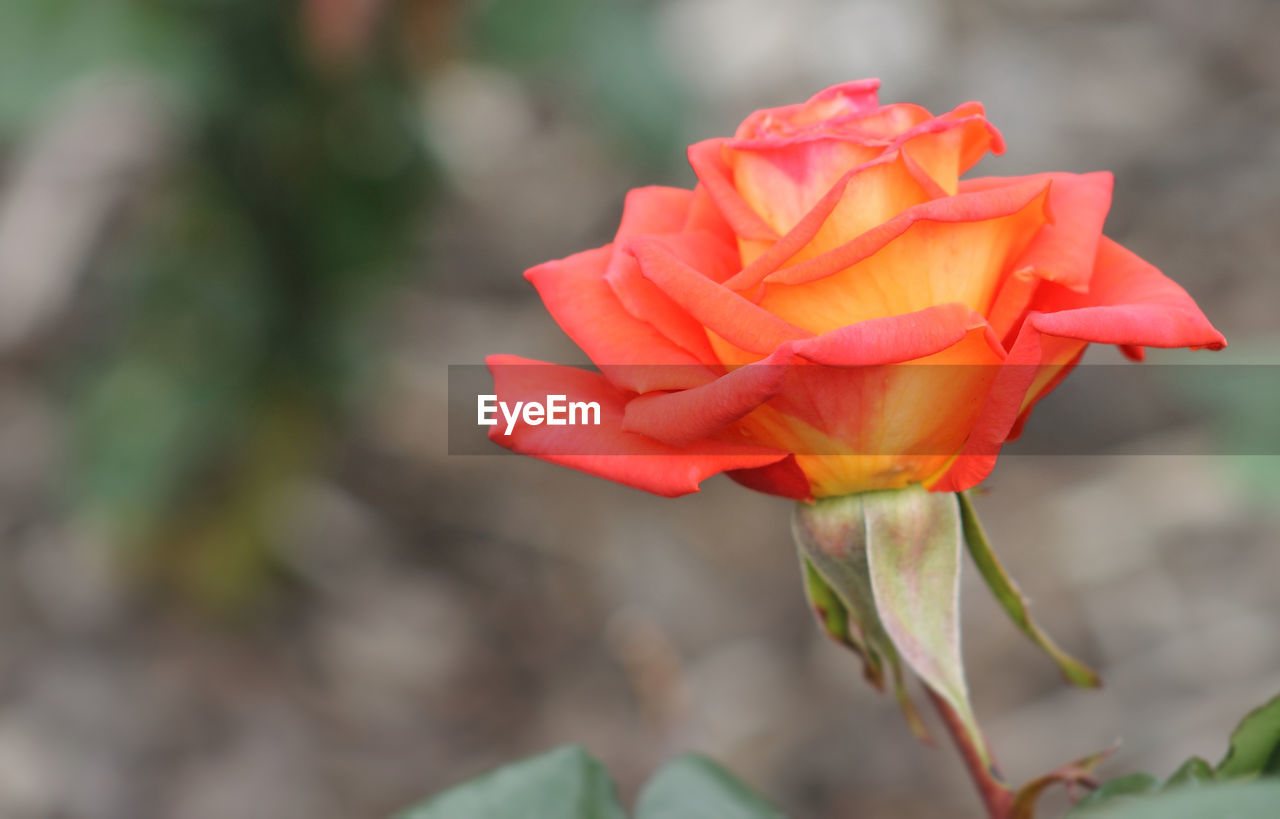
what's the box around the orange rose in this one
[487,79,1224,499]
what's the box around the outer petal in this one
[727,455,814,501]
[687,139,779,246]
[749,327,1007,498]
[486,355,789,497]
[1020,236,1227,351]
[620,344,794,447]
[933,236,1226,492]
[525,246,715,393]
[620,302,999,448]
[614,185,693,236]
[979,171,1114,342]
[793,302,1001,366]
[603,187,730,363]
[682,182,738,242]
[965,172,1112,291]
[604,249,718,363]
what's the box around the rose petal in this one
[620,345,795,447]
[733,79,882,140]
[727,455,814,501]
[932,236,1226,492]
[792,302,1002,366]
[723,151,933,291]
[895,103,1005,195]
[621,303,1000,449]
[725,139,888,236]
[603,187,728,362]
[526,246,716,393]
[486,355,790,497]
[629,238,812,358]
[750,328,1006,498]
[981,171,1114,342]
[1006,340,1087,440]
[681,183,738,245]
[687,139,780,245]
[604,250,718,363]
[614,185,693,237]
[1023,236,1227,351]
[968,171,1113,291]
[757,179,1052,333]
[721,103,1000,238]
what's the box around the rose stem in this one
[925,688,1014,819]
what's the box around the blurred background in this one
[0,0,1278,817]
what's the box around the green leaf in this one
[1165,756,1215,788]
[0,0,203,133]
[1071,694,1280,817]
[635,754,785,819]
[1070,780,1280,818]
[793,496,930,741]
[1070,773,1160,812]
[863,486,987,763]
[1217,693,1280,779]
[958,491,1101,688]
[395,745,626,819]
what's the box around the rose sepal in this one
[794,485,991,754]
[958,491,1102,688]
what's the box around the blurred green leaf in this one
[1071,692,1280,815]
[0,0,204,132]
[635,754,785,819]
[1071,780,1280,817]
[1166,756,1215,788]
[1071,773,1159,812]
[55,0,435,611]
[396,746,626,819]
[1217,693,1280,779]
[467,0,687,167]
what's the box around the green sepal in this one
[862,486,984,760]
[799,555,882,686]
[958,491,1101,688]
[793,494,931,741]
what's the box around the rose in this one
[486,79,1224,500]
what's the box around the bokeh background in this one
[0,1,1278,817]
